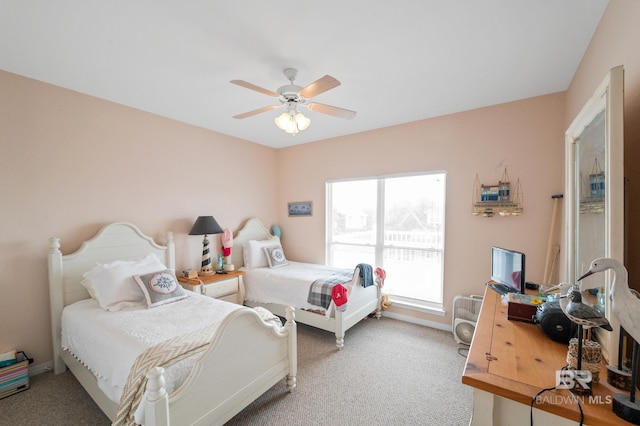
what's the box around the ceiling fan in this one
[230,68,356,134]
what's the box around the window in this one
[326,172,446,309]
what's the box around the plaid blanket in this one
[307,268,354,309]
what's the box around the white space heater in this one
[452,295,483,345]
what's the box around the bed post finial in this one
[166,230,176,270]
[145,367,170,425]
[49,237,60,253]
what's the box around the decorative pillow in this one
[133,269,188,308]
[263,245,289,268]
[243,237,281,269]
[82,253,167,311]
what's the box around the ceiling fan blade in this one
[307,102,356,120]
[299,75,341,99]
[233,105,280,119]
[230,80,279,98]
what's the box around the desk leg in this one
[470,389,495,426]
[471,388,581,426]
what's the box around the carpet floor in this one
[0,317,472,425]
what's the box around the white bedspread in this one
[61,292,245,403]
[242,261,350,310]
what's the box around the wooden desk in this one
[462,286,633,425]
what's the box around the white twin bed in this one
[48,222,297,426]
[231,218,382,349]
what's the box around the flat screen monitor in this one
[491,246,525,293]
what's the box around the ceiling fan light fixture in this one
[274,112,295,133]
[275,110,310,135]
[294,112,311,130]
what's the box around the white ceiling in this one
[0,1,608,149]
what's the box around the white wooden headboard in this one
[48,222,175,373]
[230,218,274,268]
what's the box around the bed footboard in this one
[245,278,380,349]
[143,306,297,426]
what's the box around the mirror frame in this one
[565,65,624,362]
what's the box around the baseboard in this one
[381,310,452,332]
[28,360,53,376]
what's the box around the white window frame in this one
[326,171,446,313]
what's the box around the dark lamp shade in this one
[189,216,223,236]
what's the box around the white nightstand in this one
[178,270,246,305]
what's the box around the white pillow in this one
[133,269,188,308]
[243,237,280,269]
[80,277,97,299]
[82,253,167,311]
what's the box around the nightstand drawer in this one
[203,279,239,298]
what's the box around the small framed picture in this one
[288,201,312,217]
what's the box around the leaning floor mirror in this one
[565,65,624,363]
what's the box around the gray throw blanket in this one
[357,263,374,288]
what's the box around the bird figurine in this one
[543,282,575,315]
[544,282,612,341]
[564,289,613,331]
[578,257,640,345]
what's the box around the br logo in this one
[556,370,592,390]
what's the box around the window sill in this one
[388,297,445,317]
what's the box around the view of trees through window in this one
[326,172,446,306]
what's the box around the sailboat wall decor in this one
[472,168,524,217]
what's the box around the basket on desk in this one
[566,339,602,382]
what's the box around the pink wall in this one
[276,93,566,325]
[565,0,640,287]
[0,70,279,367]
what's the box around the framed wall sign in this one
[288,201,312,217]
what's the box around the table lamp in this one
[189,216,223,275]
